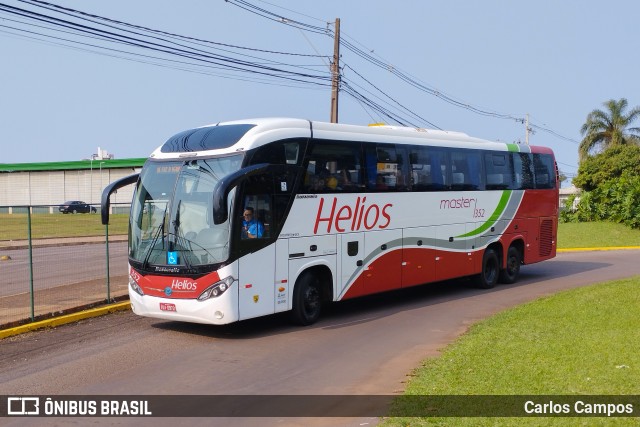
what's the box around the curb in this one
[0,301,131,340]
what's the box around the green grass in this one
[0,213,129,240]
[381,277,640,425]
[558,222,640,249]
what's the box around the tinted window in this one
[161,124,256,153]
[450,150,482,190]
[409,146,449,191]
[512,153,534,189]
[302,141,363,193]
[365,143,407,191]
[249,139,305,166]
[533,153,556,189]
[485,152,513,190]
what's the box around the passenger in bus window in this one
[326,175,339,191]
[310,175,325,192]
[340,169,352,188]
[376,174,388,190]
[241,207,264,239]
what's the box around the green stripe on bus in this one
[506,143,519,152]
[457,190,512,238]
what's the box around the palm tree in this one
[579,98,640,161]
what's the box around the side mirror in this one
[101,173,140,225]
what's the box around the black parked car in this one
[59,201,97,214]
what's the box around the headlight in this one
[198,276,235,301]
[129,275,144,296]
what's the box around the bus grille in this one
[539,219,553,257]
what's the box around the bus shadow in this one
[151,259,611,339]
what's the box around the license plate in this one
[160,303,177,312]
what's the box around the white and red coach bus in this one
[101,118,558,325]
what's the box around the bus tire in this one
[290,272,322,326]
[499,246,521,284]
[477,248,499,289]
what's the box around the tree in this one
[564,143,640,229]
[573,145,640,191]
[578,98,640,161]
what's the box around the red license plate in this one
[160,303,177,312]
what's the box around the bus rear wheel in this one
[477,248,499,289]
[290,272,322,326]
[499,246,521,284]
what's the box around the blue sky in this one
[2,0,639,185]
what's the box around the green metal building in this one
[0,158,145,213]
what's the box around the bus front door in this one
[238,244,276,320]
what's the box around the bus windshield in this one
[129,155,243,269]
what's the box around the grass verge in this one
[382,276,640,426]
[0,213,129,240]
[557,222,640,249]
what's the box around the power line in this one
[0,24,328,90]
[342,63,441,129]
[0,1,333,88]
[20,0,329,58]
[224,0,329,35]
[227,0,581,144]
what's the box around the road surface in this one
[1,242,128,297]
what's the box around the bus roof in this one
[149,118,546,159]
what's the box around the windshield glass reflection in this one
[129,155,243,269]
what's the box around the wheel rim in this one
[485,258,498,283]
[303,285,320,316]
[507,255,518,275]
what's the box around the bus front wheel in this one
[290,272,322,326]
[477,248,499,289]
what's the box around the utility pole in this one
[330,18,340,123]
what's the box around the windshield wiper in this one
[142,205,167,269]
[171,200,193,270]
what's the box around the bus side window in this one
[409,146,431,191]
[512,153,534,189]
[533,153,556,189]
[249,139,306,166]
[450,150,482,191]
[430,149,448,190]
[302,141,363,193]
[365,143,407,191]
[484,152,513,190]
[241,195,271,239]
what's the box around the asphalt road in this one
[1,242,128,297]
[1,250,639,427]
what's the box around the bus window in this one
[512,153,534,189]
[430,148,449,190]
[364,143,407,191]
[533,153,556,189]
[409,146,431,190]
[485,152,513,190]
[408,146,449,191]
[241,194,271,239]
[249,139,306,166]
[450,150,482,191]
[302,141,363,193]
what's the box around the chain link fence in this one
[0,203,131,328]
